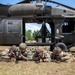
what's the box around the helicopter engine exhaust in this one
[8,3,45,16]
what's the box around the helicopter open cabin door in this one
[61,17,75,45]
[22,19,26,43]
[1,18,22,45]
[0,19,3,45]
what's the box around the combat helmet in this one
[19,43,27,50]
[10,45,17,51]
[53,47,62,55]
[36,46,44,53]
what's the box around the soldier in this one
[0,43,28,62]
[33,47,44,62]
[51,47,62,61]
[51,47,72,62]
[0,49,9,56]
[43,50,52,62]
[0,45,17,62]
[60,50,72,62]
[8,45,18,61]
[33,46,51,62]
[8,43,28,62]
[0,48,10,62]
[26,47,36,61]
[18,43,28,61]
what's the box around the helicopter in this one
[0,0,75,50]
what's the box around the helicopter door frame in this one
[22,18,26,43]
[52,17,64,44]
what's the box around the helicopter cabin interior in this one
[61,17,75,45]
[62,19,75,33]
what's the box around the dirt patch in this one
[0,61,75,75]
[0,46,10,51]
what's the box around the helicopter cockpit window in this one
[62,20,75,33]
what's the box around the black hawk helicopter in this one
[0,0,75,50]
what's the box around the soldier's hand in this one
[39,59,43,62]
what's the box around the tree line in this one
[26,30,39,41]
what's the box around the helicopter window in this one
[62,20,75,33]
[0,20,3,33]
[7,19,21,33]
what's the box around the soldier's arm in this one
[20,54,28,60]
[63,52,72,56]
[61,52,72,61]
[33,53,39,61]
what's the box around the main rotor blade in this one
[49,1,75,11]
[17,0,30,4]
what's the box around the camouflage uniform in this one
[8,43,28,61]
[33,47,44,62]
[26,46,37,61]
[60,51,72,61]
[0,45,17,62]
[51,47,72,61]
[0,49,9,56]
[18,43,28,61]
[0,48,10,61]
[7,45,18,61]
[8,45,17,58]
[26,50,35,61]
[0,45,17,57]
[33,47,52,62]
[43,50,52,62]
[51,47,62,61]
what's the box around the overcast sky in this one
[0,0,75,32]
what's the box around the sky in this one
[0,0,75,32]
[0,0,75,8]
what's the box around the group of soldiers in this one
[0,43,73,63]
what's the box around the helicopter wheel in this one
[55,42,68,52]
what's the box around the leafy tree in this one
[33,30,39,38]
[26,30,40,41]
[26,30,32,41]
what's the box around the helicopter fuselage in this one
[0,1,75,48]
